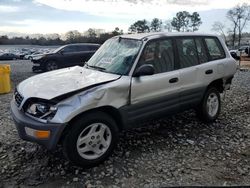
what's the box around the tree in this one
[112,27,123,36]
[227,9,238,47]
[150,18,162,32]
[171,11,190,32]
[189,12,202,32]
[236,3,250,46]
[129,19,150,33]
[164,20,173,32]
[171,11,202,32]
[227,3,250,47]
[212,21,227,42]
[65,30,81,43]
[87,28,97,38]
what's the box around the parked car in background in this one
[32,43,100,72]
[0,53,19,60]
[229,50,239,60]
[24,52,42,60]
[11,33,237,167]
[230,45,249,60]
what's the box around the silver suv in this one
[11,32,237,167]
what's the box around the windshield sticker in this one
[99,58,113,64]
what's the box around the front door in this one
[129,38,181,123]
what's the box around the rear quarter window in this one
[89,45,99,51]
[204,37,225,61]
[78,45,89,51]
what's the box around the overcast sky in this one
[0,0,249,36]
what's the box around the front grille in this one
[14,90,24,107]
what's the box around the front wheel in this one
[196,87,221,123]
[63,112,119,167]
[45,61,58,71]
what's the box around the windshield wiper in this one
[85,62,106,71]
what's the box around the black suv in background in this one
[32,43,100,72]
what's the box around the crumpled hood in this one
[18,66,120,100]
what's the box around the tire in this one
[196,87,221,123]
[63,111,119,167]
[45,61,58,71]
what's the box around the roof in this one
[119,32,218,40]
[66,43,100,46]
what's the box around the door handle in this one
[205,70,213,74]
[169,77,179,83]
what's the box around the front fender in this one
[49,76,131,124]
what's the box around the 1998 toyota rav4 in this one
[11,33,237,167]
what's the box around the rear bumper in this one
[10,99,67,150]
[224,76,234,90]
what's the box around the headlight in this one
[26,102,57,120]
[32,55,44,60]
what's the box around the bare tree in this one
[227,3,250,47]
[236,3,250,46]
[227,9,239,47]
[211,21,227,42]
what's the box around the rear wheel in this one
[196,87,221,123]
[45,61,58,71]
[63,112,119,167]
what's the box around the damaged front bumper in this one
[10,99,67,150]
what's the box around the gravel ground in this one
[0,60,250,187]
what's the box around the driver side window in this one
[138,39,174,74]
[61,46,75,53]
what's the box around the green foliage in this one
[112,27,123,36]
[150,18,162,32]
[171,11,190,32]
[189,12,202,32]
[129,19,150,33]
[171,11,202,32]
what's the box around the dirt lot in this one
[0,60,250,187]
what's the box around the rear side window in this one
[62,46,77,53]
[176,38,199,69]
[204,38,225,60]
[78,45,89,51]
[88,45,99,51]
[195,38,208,63]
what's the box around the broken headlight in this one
[26,102,57,120]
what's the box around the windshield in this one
[53,45,66,53]
[86,37,142,75]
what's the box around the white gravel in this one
[0,60,250,187]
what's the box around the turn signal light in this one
[25,127,50,139]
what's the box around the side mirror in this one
[134,64,155,77]
[59,50,64,55]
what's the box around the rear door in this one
[59,46,79,67]
[177,36,226,110]
[78,45,96,64]
[129,38,181,123]
[176,37,206,110]
[203,37,227,79]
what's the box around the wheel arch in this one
[207,78,224,93]
[58,106,124,144]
